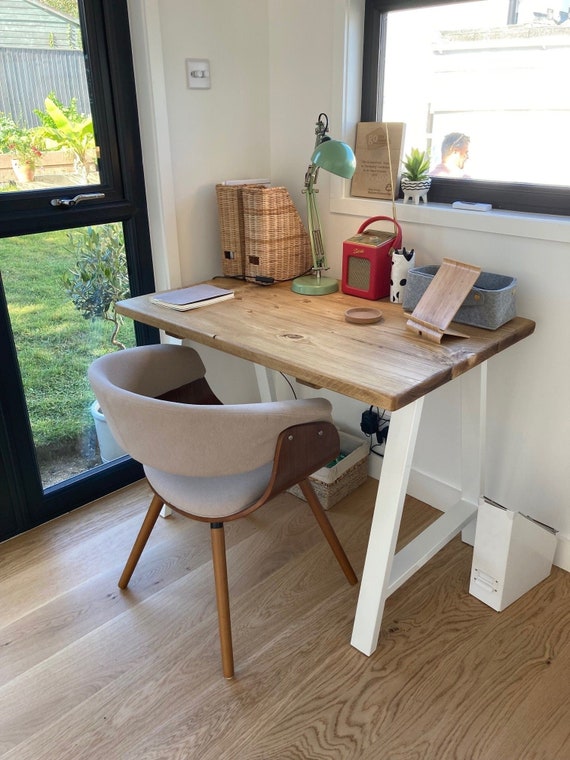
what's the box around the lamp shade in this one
[311,139,356,179]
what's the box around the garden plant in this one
[0,226,134,472]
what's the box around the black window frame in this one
[362,0,570,217]
[0,0,158,541]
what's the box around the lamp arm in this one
[304,169,327,275]
[304,162,318,190]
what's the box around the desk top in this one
[116,279,535,411]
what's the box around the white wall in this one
[128,0,271,290]
[128,0,570,570]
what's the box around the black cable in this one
[363,406,389,457]
[279,372,297,399]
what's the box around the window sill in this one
[330,192,570,245]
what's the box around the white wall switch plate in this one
[186,59,211,89]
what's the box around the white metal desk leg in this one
[254,363,277,402]
[351,398,424,656]
[460,362,487,545]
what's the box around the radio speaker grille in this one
[347,257,371,290]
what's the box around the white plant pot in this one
[90,400,126,463]
[401,178,431,205]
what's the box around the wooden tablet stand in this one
[406,258,481,343]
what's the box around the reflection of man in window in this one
[430,133,470,178]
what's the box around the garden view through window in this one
[1,225,134,488]
[0,0,145,503]
[0,0,101,191]
[374,0,570,190]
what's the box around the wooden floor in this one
[1,478,569,760]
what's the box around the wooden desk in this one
[117,279,535,655]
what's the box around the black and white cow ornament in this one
[390,247,415,303]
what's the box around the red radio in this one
[342,216,402,300]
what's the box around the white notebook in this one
[150,284,234,311]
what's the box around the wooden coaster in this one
[345,307,383,325]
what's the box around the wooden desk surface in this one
[116,279,535,411]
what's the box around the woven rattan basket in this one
[288,431,368,509]
[242,186,312,282]
[216,183,265,277]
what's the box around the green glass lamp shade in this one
[311,139,356,179]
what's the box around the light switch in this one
[186,59,211,89]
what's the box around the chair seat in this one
[144,462,274,519]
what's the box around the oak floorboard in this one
[1,478,569,759]
[0,481,154,627]
[0,485,371,757]
[124,539,468,759]
[0,486,275,684]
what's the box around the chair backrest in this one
[88,344,334,478]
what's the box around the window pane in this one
[0,0,101,193]
[0,224,134,489]
[380,1,570,186]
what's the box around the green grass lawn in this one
[0,228,135,450]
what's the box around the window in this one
[362,0,570,215]
[0,0,157,541]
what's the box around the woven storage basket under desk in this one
[242,186,312,282]
[288,431,369,510]
[216,183,265,277]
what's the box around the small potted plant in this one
[0,115,44,182]
[400,147,431,205]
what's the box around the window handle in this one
[50,193,105,208]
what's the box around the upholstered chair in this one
[88,344,357,678]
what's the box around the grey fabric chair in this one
[88,344,357,678]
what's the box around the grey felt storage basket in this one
[403,265,517,330]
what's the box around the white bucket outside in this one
[90,400,127,463]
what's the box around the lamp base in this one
[291,274,338,295]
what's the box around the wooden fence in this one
[0,47,90,126]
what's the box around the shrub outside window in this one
[362,0,570,216]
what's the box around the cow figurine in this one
[390,247,415,303]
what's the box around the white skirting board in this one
[404,468,570,574]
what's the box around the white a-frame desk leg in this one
[254,363,278,402]
[351,398,424,656]
[460,362,487,545]
[351,363,487,656]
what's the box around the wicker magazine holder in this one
[242,186,312,283]
[216,183,266,277]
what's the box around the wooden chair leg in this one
[210,522,234,679]
[118,493,164,589]
[299,479,358,586]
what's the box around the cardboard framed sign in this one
[350,122,405,200]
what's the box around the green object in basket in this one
[326,452,346,468]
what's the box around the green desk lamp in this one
[292,113,356,295]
